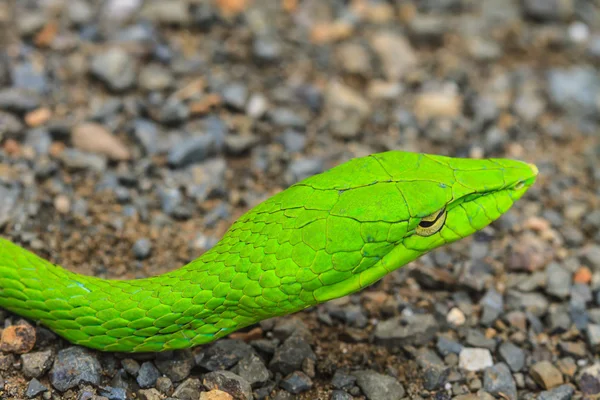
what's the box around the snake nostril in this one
[513,181,525,190]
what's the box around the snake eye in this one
[416,207,447,237]
[513,181,525,190]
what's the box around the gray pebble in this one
[26,378,48,398]
[538,384,575,400]
[269,108,306,128]
[285,158,325,185]
[68,0,94,25]
[498,342,525,372]
[202,371,252,400]
[374,313,438,347]
[479,288,504,326]
[155,98,189,125]
[139,64,174,92]
[280,371,313,394]
[466,329,496,350]
[352,370,405,400]
[232,353,269,387]
[483,363,517,400]
[137,362,161,389]
[281,130,306,153]
[436,336,463,356]
[332,370,357,390]
[155,350,194,382]
[99,386,127,400]
[17,13,47,37]
[49,347,102,392]
[0,88,41,114]
[12,62,48,93]
[581,245,600,270]
[21,349,54,378]
[167,135,217,168]
[269,334,316,376]
[331,390,354,400]
[222,83,248,111]
[155,376,173,395]
[132,119,160,155]
[506,290,549,317]
[58,149,107,172]
[253,35,282,63]
[522,0,572,21]
[132,238,152,260]
[90,48,137,92]
[171,378,201,400]
[121,359,140,376]
[547,67,600,117]
[195,339,255,372]
[546,263,572,299]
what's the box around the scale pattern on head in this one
[0,151,537,352]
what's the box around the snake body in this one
[0,151,537,352]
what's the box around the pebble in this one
[530,361,564,390]
[331,390,353,400]
[202,371,252,400]
[370,32,417,81]
[25,378,48,398]
[21,350,54,378]
[138,64,174,92]
[0,323,36,354]
[195,339,255,372]
[285,158,325,185]
[459,348,494,372]
[483,363,517,400]
[578,363,600,396]
[547,67,600,117]
[138,388,163,400]
[171,377,202,400]
[280,371,313,394]
[137,361,161,389]
[498,342,525,372]
[132,238,152,259]
[352,370,405,400]
[222,83,248,111]
[155,350,194,382]
[99,386,127,400]
[200,390,234,400]
[90,47,137,92]
[167,135,218,168]
[49,347,102,392]
[269,334,316,376]
[0,88,41,114]
[374,313,438,347]
[332,369,357,390]
[546,263,572,298]
[232,353,269,387]
[72,123,131,161]
[538,384,575,400]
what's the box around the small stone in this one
[138,64,174,91]
[253,35,282,63]
[72,123,130,161]
[459,348,494,372]
[21,350,54,378]
[588,324,600,348]
[0,323,36,354]
[538,384,575,400]
[414,89,462,122]
[331,390,353,400]
[559,341,587,358]
[506,290,549,317]
[447,307,465,326]
[280,371,313,394]
[523,0,573,22]
[547,67,600,117]
[155,376,173,395]
[200,390,234,400]
[222,83,248,111]
[132,238,152,260]
[99,386,127,400]
[155,350,194,382]
[352,370,405,400]
[465,329,496,350]
[436,336,463,356]
[546,263,572,299]
[578,363,600,396]
[336,42,371,75]
[574,267,593,284]
[138,388,163,400]
[332,370,357,390]
[285,158,325,185]
[374,313,438,347]
[269,334,316,376]
[530,361,564,390]
[68,0,94,25]
[370,32,417,81]
[172,378,202,400]
[54,195,71,214]
[195,339,255,371]
[483,363,517,400]
[0,88,41,114]
[140,0,190,25]
[121,359,140,376]
[232,353,269,387]
[90,47,137,92]
[49,347,102,392]
[137,362,161,389]
[498,342,525,372]
[281,130,306,153]
[167,135,218,168]
[202,371,252,400]
[26,378,48,398]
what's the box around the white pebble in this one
[459,348,494,372]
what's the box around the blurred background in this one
[0,0,599,399]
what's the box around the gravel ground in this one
[0,0,599,399]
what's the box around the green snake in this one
[0,151,538,353]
